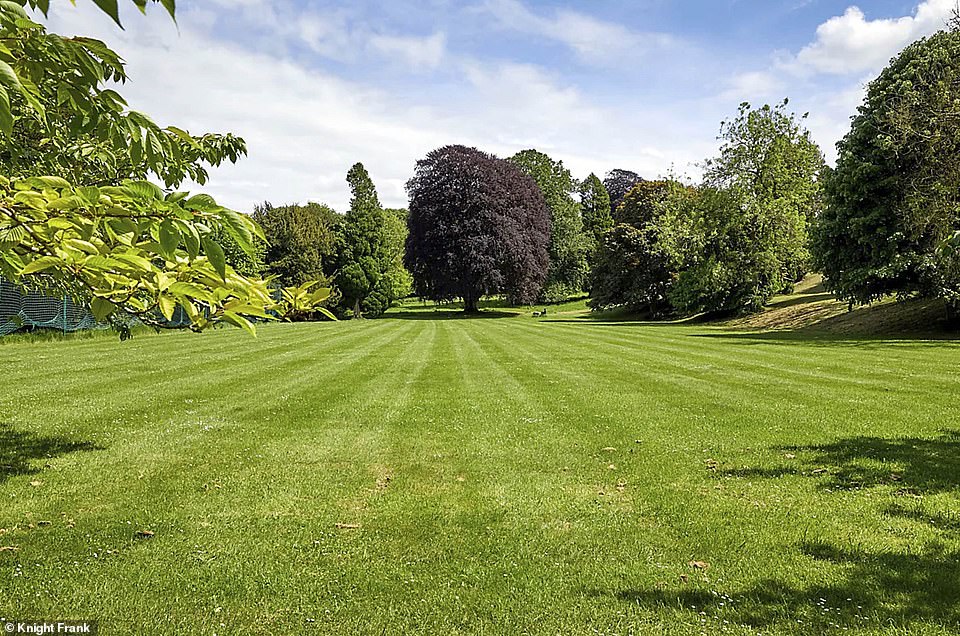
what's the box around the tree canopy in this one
[667,101,824,314]
[588,102,824,317]
[578,173,613,248]
[253,201,337,287]
[0,0,329,335]
[603,169,644,217]
[405,145,550,312]
[510,149,590,302]
[335,163,391,317]
[812,26,960,314]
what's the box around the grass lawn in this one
[2,311,960,634]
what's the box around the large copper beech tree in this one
[404,145,550,313]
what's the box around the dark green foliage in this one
[614,180,674,227]
[603,169,643,216]
[812,27,960,311]
[335,163,391,317]
[207,224,265,279]
[405,145,550,312]
[588,223,674,315]
[669,102,823,314]
[510,149,590,302]
[663,185,785,315]
[589,103,822,317]
[579,173,613,247]
[588,180,677,314]
[252,201,337,287]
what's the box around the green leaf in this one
[90,297,115,322]
[221,311,256,336]
[77,186,101,205]
[20,256,60,275]
[0,2,31,20]
[158,220,179,259]
[218,208,254,254]
[90,0,122,27]
[0,85,11,137]
[168,281,213,302]
[114,253,155,271]
[186,193,217,211]
[0,59,21,91]
[201,235,227,280]
[65,239,100,255]
[176,220,200,259]
[158,293,176,320]
[159,0,176,20]
[123,180,163,200]
[27,176,72,189]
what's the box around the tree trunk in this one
[946,299,959,329]
[353,298,362,319]
[463,293,479,314]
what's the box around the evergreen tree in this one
[335,163,390,317]
[579,173,613,247]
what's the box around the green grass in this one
[2,315,960,634]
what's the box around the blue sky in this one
[46,0,957,211]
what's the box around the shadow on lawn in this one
[596,432,960,631]
[0,423,101,483]
[383,310,519,321]
[723,430,960,495]
[603,548,960,632]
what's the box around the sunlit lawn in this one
[2,312,959,634]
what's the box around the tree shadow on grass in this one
[381,309,519,321]
[722,431,960,495]
[594,432,960,632]
[0,423,102,484]
[601,546,960,632]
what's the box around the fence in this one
[0,278,191,336]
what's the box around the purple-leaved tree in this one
[404,145,551,313]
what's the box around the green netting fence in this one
[0,278,192,336]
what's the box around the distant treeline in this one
[251,22,960,321]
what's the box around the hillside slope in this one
[724,274,955,337]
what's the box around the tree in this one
[253,201,337,287]
[405,145,550,313]
[579,173,613,247]
[652,101,824,316]
[705,100,824,287]
[614,180,674,228]
[588,180,677,314]
[811,26,960,315]
[588,102,823,318]
[335,163,390,317]
[589,223,675,315]
[662,185,785,315]
[0,1,329,335]
[377,208,413,301]
[510,150,589,301]
[603,169,643,216]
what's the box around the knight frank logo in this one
[2,622,98,635]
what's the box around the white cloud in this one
[41,2,712,213]
[722,71,785,101]
[478,0,675,64]
[369,32,447,70]
[787,0,956,75]
[716,0,957,165]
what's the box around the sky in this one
[44,0,959,212]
